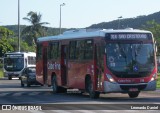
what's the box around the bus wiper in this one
[118,44,127,59]
[134,42,143,59]
[118,44,128,66]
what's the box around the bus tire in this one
[86,77,100,99]
[52,76,58,93]
[51,75,67,93]
[8,76,12,80]
[128,92,140,98]
[27,82,30,87]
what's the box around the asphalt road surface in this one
[0,78,159,113]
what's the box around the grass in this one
[0,68,3,78]
[157,73,160,89]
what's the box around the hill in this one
[3,25,64,36]
[88,11,160,29]
[2,11,160,35]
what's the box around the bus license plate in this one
[129,88,138,92]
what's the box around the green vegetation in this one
[0,62,3,78]
[0,69,3,78]
[157,73,160,89]
[22,11,49,46]
[0,11,51,57]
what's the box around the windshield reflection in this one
[106,43,154,78]
[4,58,24,71]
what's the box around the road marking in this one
[12,92,24,96]
[28,92,41,96]
[28,110,45,113]
[76,110,97,113]
[0,92,10,96]
[43,92,53,95]
[51,110,73,113]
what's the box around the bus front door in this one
[43,47,48,84]
[61,45,68,86]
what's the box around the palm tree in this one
[22,11,49,46]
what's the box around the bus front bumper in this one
[103,80,157,93]
[4,72,21,78]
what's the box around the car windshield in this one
[4,58,24,71]
[106,43,155,78]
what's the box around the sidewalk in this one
[155,89,160,93]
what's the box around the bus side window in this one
[69,41,77,59]
[48,42,59,60]
[37,43,42,60]
[77,40,85,60]
[85,40,93,59]
[77,40,93,60]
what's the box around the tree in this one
[0,27,14,57]
[8,37,35,52]
[143,20,160,55]
[22,11,49,46]
[0,26,14,38]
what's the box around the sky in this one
[0,0,160,28]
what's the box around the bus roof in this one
[5,52,36,56]
[37,28,152,42]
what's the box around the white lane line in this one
[51,110,73,113]
[28,110,45,113]
[28,92,41,96]
[12,92,24,96]
[0,92,10,96]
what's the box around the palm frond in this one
[23,11,50,45]
[23,17,32,23]
[21,26,33,35]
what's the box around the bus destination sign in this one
[106,33,151,40]
[5,54,24,58]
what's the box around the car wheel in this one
[8,76,12,80]
[27,82,30,87]
[27,77,30,87]
[21,79,24,87]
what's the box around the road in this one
[0,78,159,113]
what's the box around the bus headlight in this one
[106,74,116,83]
[151,73,157,81]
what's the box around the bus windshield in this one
[106,43,154,78]
[4,58,24,71]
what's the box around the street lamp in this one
[18,0,20,52]
[59,3,65,34]
[118,16,122,29]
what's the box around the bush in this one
[0,63,3,68]
[157,73,160,89]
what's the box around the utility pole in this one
[59,3,65,34]
[18,0,20,52]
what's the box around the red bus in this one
[36,29,157,98]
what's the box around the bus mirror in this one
[155,41,158,53]
[155,45,158,53]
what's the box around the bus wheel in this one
[52,76,58,93]
[87,77,100,99]
[128,92,140,98]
